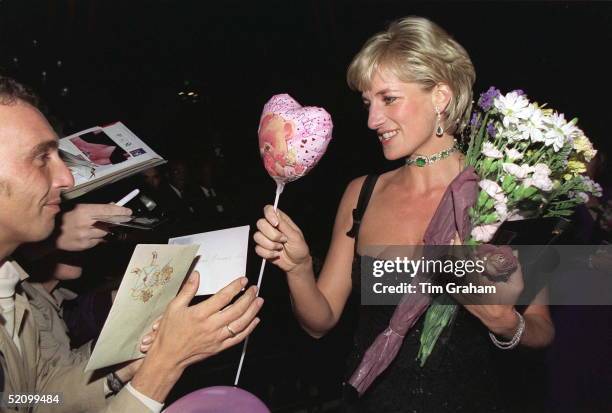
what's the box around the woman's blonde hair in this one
[347,16,475,135]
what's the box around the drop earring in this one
[435,107,444,137]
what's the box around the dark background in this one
[2,1,611,411]
[2,0,610,260]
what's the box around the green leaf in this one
[522,186,539,199]
[512,185,525,199]
[467,112,490,166]
[501,174,515,192]
[487,160,500,174]
[483,158,493,173]
[468,207,477,219]
[482,213,499,224]
[477,190,489,208]
[544,209,574,217]
[418,296,458,366]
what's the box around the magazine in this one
[59,121,166,199]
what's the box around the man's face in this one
[142,167,161,189]
[0,101,74,248]
[168,163,187,190]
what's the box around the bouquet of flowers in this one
[417,87,602,365]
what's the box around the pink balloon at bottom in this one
[164,386,270,413]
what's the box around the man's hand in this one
[131,272,263,402]
[55,204,132,251]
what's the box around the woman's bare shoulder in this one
[343,167,403,203]
[341,175,368,205]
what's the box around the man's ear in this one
[432,83,453,115]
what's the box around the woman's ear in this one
[432,83,453,115]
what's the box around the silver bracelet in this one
[489,309,525,350]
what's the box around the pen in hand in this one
[115,189,140,207]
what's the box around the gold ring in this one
[226,324,237,337]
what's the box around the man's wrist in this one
[114,362,136,383]
[106,372,126,395]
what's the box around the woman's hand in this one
[130,272,262,403]
[450,236,525,338]
[254,205,311,275]
[460,257,524,337]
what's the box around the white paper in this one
[169,225,250,295]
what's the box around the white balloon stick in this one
[234,182,284,386]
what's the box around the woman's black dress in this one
[342,175,506,413]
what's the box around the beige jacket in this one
[0,261,150,413]
[20,281,90,365]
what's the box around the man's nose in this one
[54,157,75,190]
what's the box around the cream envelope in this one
[86,244,199,372]
[169,225,249,295]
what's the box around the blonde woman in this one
[254,17,554,412]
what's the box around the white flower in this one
[532,163,552,177]
[569,191,589,203]
[579,176,603,197]
[494,92,532,129]
[542,126,565,152]
[479,179,507,203]
[523,174,553,191]
[517,104,545,142]
[496,124,524,143]
[494,202,508,220]
[524,163,554,191]
[481,141,504,158]
[504,148,523,161]
[576,192,589,203]
[593,183,603,197]
[471,223,502,243]
[503,162,533,179]
[542,113,577,152]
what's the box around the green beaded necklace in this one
[405,141,458,167]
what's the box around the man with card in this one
[0,76,262,412]
[13,201,136,366]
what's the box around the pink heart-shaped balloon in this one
[258,94,333,184]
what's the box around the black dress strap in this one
[346,175,379,242]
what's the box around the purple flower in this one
[478,86,501,111]
[486,122,497,137]
[469,112,481,128]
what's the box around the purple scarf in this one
[348,166,480,395]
